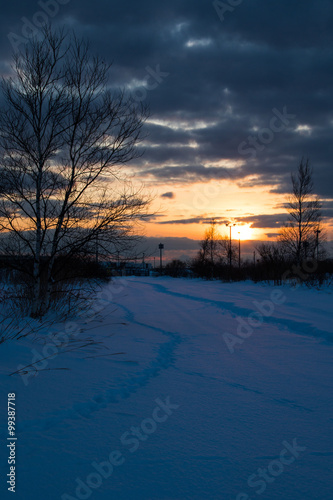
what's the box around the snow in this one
[0,276,333,499]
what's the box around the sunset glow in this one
[234,224,254,241]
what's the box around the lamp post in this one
[238,232,241,270]
[159,243,164,271]
[225,223,236,269]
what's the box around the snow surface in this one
[0,276,333,499]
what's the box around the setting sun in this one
[235,224,254,241]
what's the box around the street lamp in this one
[225,223,236,269]
[158,243,164,271]
[238,231,241,270]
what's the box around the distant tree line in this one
[167,159,332,287]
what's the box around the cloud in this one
[234,214,288,229]
[143,165,235,183]
[265,233,280,238]
[160,191,175,199]
[158,213,290,229]
[0,0,332,220]
[158,216,226,225]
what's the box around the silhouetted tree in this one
[0,27,149,317]
[279,158,322,263]
[192,220,238,279]
[194,220,220,277]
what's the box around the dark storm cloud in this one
[1,0,333,202]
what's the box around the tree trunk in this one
[30,156,43,318]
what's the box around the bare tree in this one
[0,27,149,317]
[218,235,238,266]
[278,158,322,263]
[192,220,239,279]
[196,220,238,266]
[200,219,220,266]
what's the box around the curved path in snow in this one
[0,277,332,500]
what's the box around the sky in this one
[1,0,333,261]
